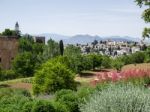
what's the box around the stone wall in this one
[0,37,18,69]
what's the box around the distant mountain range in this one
[38,33,143,44]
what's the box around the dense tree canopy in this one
[12,52,36,77]
[42,39,60,61]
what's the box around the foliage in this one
[119,51,146,65]
[59,40,64,56]
[0,88,69,112]
[12,52,36,77]
[64,45,81,57]
[131,51,146,64]
[143,27,150,38]
[31,100,55,112]
[55,89,79,112]
[77,86,94,104]
[33,60,76,94]
[1,29,17,36]
[19,36,34,53]
[51,101,69,112]
[101,55,112,68]
[135,0,150,38]
[42,39,60,61]
[0,70,16,81]
[112,59,124,71]
[0,88,31,112]
[87,54,102,70]
[80,84,150,112]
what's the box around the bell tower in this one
[15,22,20,37]
[15,22,19,32]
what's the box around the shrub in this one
[0,70,16,81]
[22,101,34,112]
[80,84,150,112]
[55,89,79,112]
[32,100,55,112]
[77,86,94,104]
[0,88,32,112]
[52,101,69,112]
[33,60,76,94]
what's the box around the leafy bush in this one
[0,70,16,81]
[33,60,76,94]
[55,89,79,112]
[0,88,69,112]
[77,86,94,104]
[51,101,69,112]
[0,88,32,112]
[80,84,150,112]
[32,100,55,112]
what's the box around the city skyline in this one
[0,0,148,37]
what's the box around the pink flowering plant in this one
[91,69,150,86]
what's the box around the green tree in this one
[19,36,34,53]
[64,45,81,57]
[1,29,16,36]
[42,39,60,61]
[88,54,102,70]
[135,0,150,38]
[64,45,83,73]
[59,40,64,56]
[101,55,112,68]
[33,60,76,94]
[12,52,36,77]
[112,59,124,71]
[132,51,146,64]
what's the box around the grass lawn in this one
[0,77,33,92]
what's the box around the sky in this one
[0,0,149,37]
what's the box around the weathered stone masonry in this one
[0,36,18,69]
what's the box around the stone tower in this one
[0,37,19,69]
[15,22,19,32]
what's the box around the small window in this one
[11,57,14,60]
[0,58,1,62]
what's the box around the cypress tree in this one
[59,40,64,56]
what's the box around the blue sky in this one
[0,0,148,37]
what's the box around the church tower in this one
[15,22,19,32]
[15,22,20,37]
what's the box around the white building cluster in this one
[74,40,145,57]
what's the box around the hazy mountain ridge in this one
[39,33,142,44]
